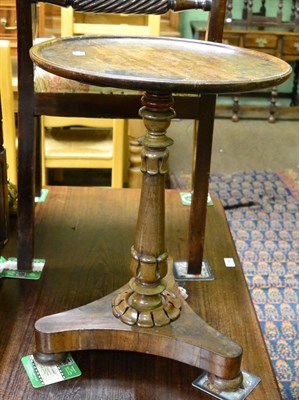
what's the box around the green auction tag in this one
[22,353,82,388]
[35,188,49,203]
[0,256,5,278]
[180,192,213,206]
[0,257,45,280]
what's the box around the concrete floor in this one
[168,117,299,176]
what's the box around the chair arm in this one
[37,0,212,14]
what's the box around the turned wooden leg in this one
[113,92,181,327]
[34,351,68,366]
[232,95,240,122]
[208,372,243,392]
[290,60,299,106]
[268,86,277,123]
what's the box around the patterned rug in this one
[169,169,299,400]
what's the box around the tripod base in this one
[35,264,243,390]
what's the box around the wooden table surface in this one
[30,36,292,94]
[0,187,281,399]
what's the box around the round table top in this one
[30,36,292,94]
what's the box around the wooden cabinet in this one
[283,35,299,57]
[243,33,278,53]
[191,21,299,120]
[0,0,17,55]
[192,22,299,62]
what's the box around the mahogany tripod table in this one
[29,36,291,392]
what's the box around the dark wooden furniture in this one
[0,187,282,399]
[191,20,299,120]
[192,0,299,120]
[191,22,299,61]
[13,0,291,392]
[27,23,291,398]
[225,0,299,30]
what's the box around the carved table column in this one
[113,92,180,327]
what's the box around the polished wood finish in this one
[16,0,36,269]
[189,95,216,273]
[30,36,291,95]
[112,93,178,327]
[17,5,291,388]
[14,3,291,393]
[0,187,282,399]
[14,3,291,391]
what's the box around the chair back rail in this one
[46,0,212,13]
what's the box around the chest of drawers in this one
[0,0,17,55]
[191,21,299,120]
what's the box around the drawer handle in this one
[255,38,268,48]
[294,43,299,52]
[0,17,17,31]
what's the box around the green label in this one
[35,188,49,203]
[0,256,5,278]
[22,354,81,388]
[3,270,42,280]
[180,192,213,206]
[0,258,45,280]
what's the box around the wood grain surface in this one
[30,36,292,94]
[0,187,281,399]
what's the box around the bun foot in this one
[208,371,243,392]
[34,351,68,366]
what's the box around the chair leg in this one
[188,94,217,274]
[35,116,43,196]
[17,102,37,270]
[16,0,36,270]
[40,116,48,186]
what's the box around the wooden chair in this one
[16,0,227,274]
[39,9,160,185]
[0,40,17,186]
